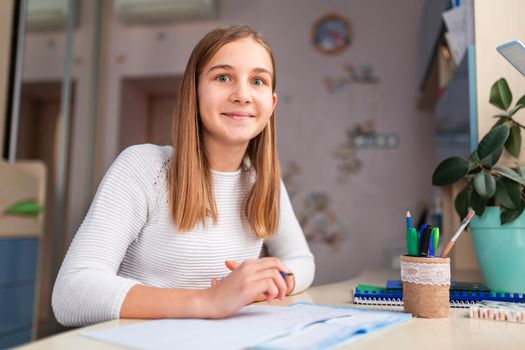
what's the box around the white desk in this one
[17,270,525,350]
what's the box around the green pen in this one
[406,227,419,256]
[432,227,439,256]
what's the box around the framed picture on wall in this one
[312,13,352,55]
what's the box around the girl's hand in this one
[224,260,295,298]
[205,257,292,319]
[211,261,265,302]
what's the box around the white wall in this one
[22,0,435,285]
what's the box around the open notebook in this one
[82,302,411,350]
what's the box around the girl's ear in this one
[271,92,278,113]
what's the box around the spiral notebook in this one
[353,280,525,308]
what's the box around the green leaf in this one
[517,95,525,106]
[470,190,488,217]
[519,166,525,180]
[480,146,503,168]
[468,150,479,162]
[501,200,525,224]
[504,123,522,158]
[494,165,525,185]
[489,78,513,110]
[495,177,521,209]
[473,172,496,198]
[508,95,525,116]
[432,157,470,186]
[3,200,43,217]
[476,125,510,160]
[493,116,511,127]
[454,184,471,219]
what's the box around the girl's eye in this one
[216,74,231,83]
[252,78,265,86]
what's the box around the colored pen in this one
[419,225,432,257]
[441,210,475,258]
[419,223,428,245]
[406,227,419,256]
[280,271,294,278]
[432,227,439,255]
[405,209,412,229]
[428,235,434,257]
[427,227,439,257]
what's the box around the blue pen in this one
[280,271,294,279]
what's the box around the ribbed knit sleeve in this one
[265,181,315,294]
[52,145,163,326]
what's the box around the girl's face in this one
[197,37,277,149]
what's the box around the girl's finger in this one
[245,269,287,299]
[263,280,279,303]
[284,274,295,295]
[225,260,238,271]
[244,257,291,275]
[255,293,267,302]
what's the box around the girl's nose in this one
[229,83,252,104]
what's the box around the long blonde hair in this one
[168,25,281,239]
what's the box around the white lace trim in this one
[400,261,450,286]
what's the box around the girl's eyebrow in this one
[207,64,273,78]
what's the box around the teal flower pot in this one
[470,207,525,293]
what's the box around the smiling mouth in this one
[221,112,254,119]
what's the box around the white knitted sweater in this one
[52,144,315,326]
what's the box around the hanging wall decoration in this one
[283,162,348,250]
[297,192,346,249]
[324,64,380,93]
[325,64,399,181]
[312,13,352,55]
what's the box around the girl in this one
[52,25,315,326]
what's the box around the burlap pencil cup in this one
[400,255,450,318]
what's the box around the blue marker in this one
[419,225,432,257]
[419,224,428,245]
[428,243,434,257]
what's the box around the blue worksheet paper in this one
[255,304,412,350]
[81,302,411,350]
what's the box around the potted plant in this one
[432,78,525,293]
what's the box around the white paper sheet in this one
[443,6,468,65]
[254,305,412,350]
[81,303,411,350]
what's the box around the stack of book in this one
[353,280,525,308]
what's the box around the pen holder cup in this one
[400,255,450,318]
